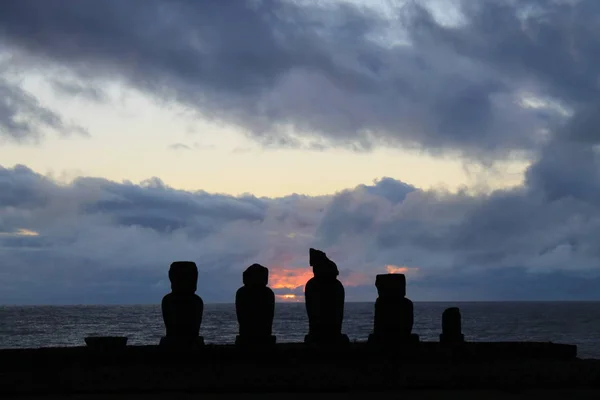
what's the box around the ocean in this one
[1,302,599,358]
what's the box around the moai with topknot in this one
[304,248,349,345]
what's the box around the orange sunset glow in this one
[386,265,419,274]
[269,267,312,303]
[268,264,420,302]
[269,267,313,290]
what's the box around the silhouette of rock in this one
[368,273,419,345]
[235,263,276,346]
[84,336,128,351]
[440,307,464,344]
[304,248,349,345]
[159,261,204,349]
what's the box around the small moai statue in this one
[368,273,419,345]
[235,263,276,346]
[159,261,204,349]
[439,307,464,344]
[304,248,349,345]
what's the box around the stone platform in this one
[0,342,595,395]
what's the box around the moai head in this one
[243,263,269,287]
[442,307,461,329]
[309,248,339,278]
[440,307,463,343]
[375,273,406,297]
[168,261,198,294]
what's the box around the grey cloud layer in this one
[2,158,600,304]
[0,0,585,156]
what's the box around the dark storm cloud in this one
[407,0,600,106]
[79,176,267,234]
[0,165,283,303]
[2,159,600,304]
[0,0,576,156]
[0,164,52,208]
[316,155,600,282]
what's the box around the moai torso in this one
[374,295,413,337]
[372,274,413,339]
[162,293,204,338]
[161,261,204,342]
[305,277,345,337]
[235,264,275,338]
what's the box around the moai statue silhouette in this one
[368,273,419,345]
[440,307,464,344]
[304,248,349,345]
[160,261,204,349]
[235,263,276,346]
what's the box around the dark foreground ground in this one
[1,342,598,397]
[10,391,600,400]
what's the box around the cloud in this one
[0,0,586,158]
[3,154,600,304]
[168,142,217,151]
[168,143,192,151]
[0,79,88,142]
[50,79,107,103]
[3,0,600,303]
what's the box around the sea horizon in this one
[2,302,600,358]
[2,300,600,307]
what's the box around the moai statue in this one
[368,273,419,345]
[304,248,349,345]
[439,307,464,344]
[235,263,276,346]
[160,261,204,349]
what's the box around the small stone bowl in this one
[84,336,128,350]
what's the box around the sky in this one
[1,0,600,304]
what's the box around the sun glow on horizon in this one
[269,267,311,302]
[276,293,303,303]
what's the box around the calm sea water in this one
[0,302,598,358]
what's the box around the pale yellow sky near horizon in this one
[0,72,529,198]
